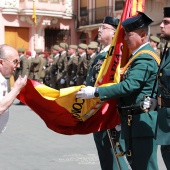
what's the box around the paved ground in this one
[0,99,166,170]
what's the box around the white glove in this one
[73,76,77,81]
[60,78,65,85]
[76,86,96,99]
[83,81,86,85]
[143,96,157,110]
[70,80,74,85]
[115,124,121,131]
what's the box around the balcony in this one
[79,6,117,27]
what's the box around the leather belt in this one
[157,96,170,108]
[118,106,143,116]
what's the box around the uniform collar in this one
[103,45,110,52]
[132,42,149,55]
[0,73,6,83]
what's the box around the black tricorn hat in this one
[122,12,153,32]
[164,7,170,17]
[103,16,119,28]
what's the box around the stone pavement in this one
[0,99,166,170]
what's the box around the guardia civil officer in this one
[143,7,170,170]
[76,12,159,170]
[80,16,128,170]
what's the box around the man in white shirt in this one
[0,44,27,133]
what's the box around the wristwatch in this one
[94,87,99,97]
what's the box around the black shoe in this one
[15,102,25,105]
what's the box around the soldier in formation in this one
[13,41,99,90]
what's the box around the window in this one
[80,0,87,17]
[115,0,124,11]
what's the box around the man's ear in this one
[0,59,3,65]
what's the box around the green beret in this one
[69,45,77,50]
[18,48,25,53]
[78,43,87,50]
[88,43,98,49]
[59,43,68,49]
[53,45,60,51]
[150,36,160,43]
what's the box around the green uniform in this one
[98,43,159,170]
[157,48,170,169]
[86,48,128,170]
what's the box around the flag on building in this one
[32,0,36,25]
[17,0,145,135]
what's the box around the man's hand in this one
[143,96,157,110]
[70,80,74,85]
[76,86,96,99]
[14,75,27,89]
[60,78,65,84]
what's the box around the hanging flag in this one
[32,0,36,25]
[17,0,146,135]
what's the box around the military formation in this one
[14,34,164,91]
[14,42,100,90]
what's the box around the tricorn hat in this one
[164,7,170,17]
[103,16,119,28]
[122,12,153,32]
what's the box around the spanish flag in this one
[17,0,145,135]
[32,0,36,25]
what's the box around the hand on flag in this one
[76,86,96,99]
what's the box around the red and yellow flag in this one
[32,0,36,25]
[17,0,145,135]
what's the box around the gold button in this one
[160,73,162,76]
[104,96,107,98]
[159,94,161,97]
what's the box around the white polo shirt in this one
[0,73,9,133]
